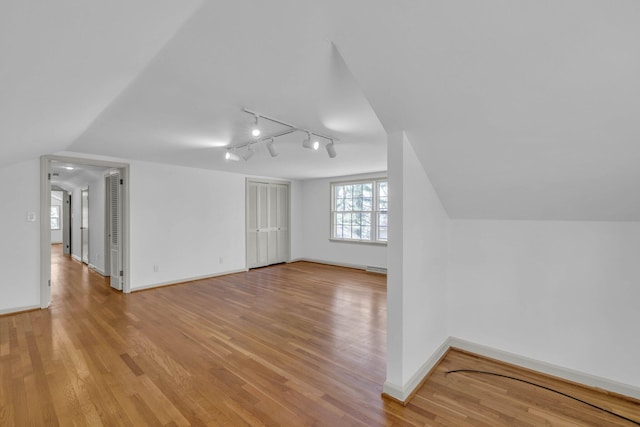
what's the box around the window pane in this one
[363,183,373,197]
[363,197,372,211]
[378,212,388,227]
[378,197,388,210]
[378,181,388,197]
[378,227,387,241]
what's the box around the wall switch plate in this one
[26,212,36,222]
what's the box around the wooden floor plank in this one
[0,245,638,426]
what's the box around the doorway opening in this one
[40,156,131,308]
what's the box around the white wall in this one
[289,180,304,260]
[448,220,640,388]
[299,172,387,269]
[129,161,247,290]
[51,191,63,244]
[385,132,449,399]
[0,159,41,313]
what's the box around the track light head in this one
[303,132,319,150]
[251,115,261,138]
[225,149,241,161]
[241,145,255,161]
[326,140,337,158]
[266,139,278,157]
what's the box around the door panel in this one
[81,188,89,264]
[109,174,123,290]
[62,191,71,255]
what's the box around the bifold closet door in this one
[246,181,289,269]
[247,182,269,269]
[274,184,289,262]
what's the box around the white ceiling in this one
[2,1,640,220]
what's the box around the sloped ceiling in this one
[320,0,640,220]
[0,0,203,166]
[2,1,640,220]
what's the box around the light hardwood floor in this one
[0,245,638,426]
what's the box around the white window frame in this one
[330,177,387,245]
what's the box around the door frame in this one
[40,155,131,308]
[245,178,291,269]
[80,186,90,264]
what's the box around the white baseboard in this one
[0,304,40,316]
[383,339,450,402]
[131,268,247,292]
[88,264,106,276]
[290,258,387,273]
[385,336,640,404]
[448,337,640,401]
[71,254,82,262]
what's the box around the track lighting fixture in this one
[302,132,319,150]
[241,144,255,161]
[222,108,338,162]
[326,140,336,158]
[225,149,240,161]
[251,115,261,138]
[266,139,278,157]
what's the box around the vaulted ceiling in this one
[2,1,639,220]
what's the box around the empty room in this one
[1,1,639,426]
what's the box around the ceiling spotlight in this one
[266,139,278,157]
[63,166,74,170]
[225,149,240,161]
[303,132,319,150]
[251,115,261,138]
[241,145,255,161]
[326,140,337,158]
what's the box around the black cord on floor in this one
[445,369,640,426]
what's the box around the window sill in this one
[329,238,387,246]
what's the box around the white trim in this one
[386,337,640,404]
[289,257,366,271]
[88,264,107,276]
[130,269,247,292]
[71,254,82,262]
[291,257,387,274]
[40,157,51,308]
[0,305,41,316]
[448,337,640,401]
[382,339,450,402]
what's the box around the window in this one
[51,205,61,230]
[331,178,388,243]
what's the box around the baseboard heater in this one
[366,266,387,274]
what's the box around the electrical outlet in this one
[153,264,159,272]
[219,257,223,264]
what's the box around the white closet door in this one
[246,182,259,268]
[267,185,279,264]
[246,181,290,269]
[256,183,270,266]
[275,184,289,262]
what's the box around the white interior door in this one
[109,173,123,290]
[62,191,71,255]
[81,188,89,264]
